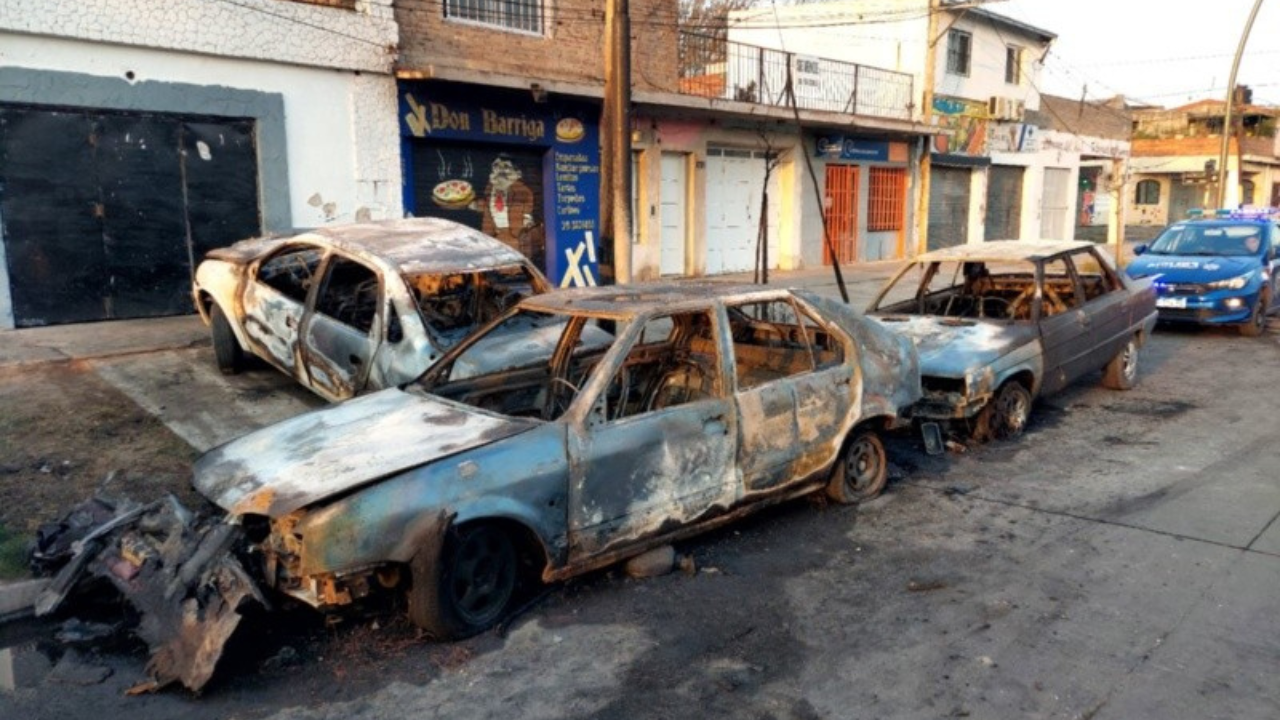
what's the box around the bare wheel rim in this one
[995,385,1029,437]
[1121,340,1139,381]
[449,527,516,627]
[845,435,883,493]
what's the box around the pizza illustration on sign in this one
[555,117,585,143]
[432,179,475,210]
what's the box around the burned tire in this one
[210,303,245,375]
[1240,292,1268,337]
[825,427,888,504]
[406,523,519,639]
[1102,335,1140,390]
[972,380,1032,442]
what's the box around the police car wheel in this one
[1241,292,1268,337]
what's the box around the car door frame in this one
[240,242,326,381]
[564,306,740,562]
[1036,253,1093,394]
[1069,246,1134,370]
[298,250,385,401]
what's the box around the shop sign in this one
[815,135,890,162]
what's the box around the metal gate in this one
[928,165,970,250]
[985,165,1023,241]
[0,106,260,327]
[705,147,780,274]
[1040,167,1071,240]
[823,164,859,264]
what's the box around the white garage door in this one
[705,147,781,275]
[1041,168,1071,240]
[660,152,688,276]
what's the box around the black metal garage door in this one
[927,165,970,250]
[985,165,1024,241]
[0,106,261,327]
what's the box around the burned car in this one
[868,241,1157,441]
[193,217,549,401]
[193,285,920,638]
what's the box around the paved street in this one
[1,286,1278,719]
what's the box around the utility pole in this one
[601,0,633,284]
[1215,0,1265,208]
[916,0,941,257]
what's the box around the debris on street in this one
[29,494,265,693]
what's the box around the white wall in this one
[935,13,1048,111]
[0,0,396,74]
[1,32,403,228]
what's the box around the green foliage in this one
[0,522,30,580]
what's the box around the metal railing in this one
[677,32,914,120]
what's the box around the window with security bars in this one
[867,167,906,232]
[445,0,545,34]
[946,30,971,76]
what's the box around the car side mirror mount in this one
[386,310,404,343]
[1133,244,1148,256]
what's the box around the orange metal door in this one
[823,164,859,265]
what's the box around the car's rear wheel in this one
[825,427,888,504]
[972,380,1032,442]
[406,523,519,639]
[210,303,245,375]
[1102,335,1140,390]
[1240,291,1269,337]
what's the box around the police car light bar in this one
[1185,206,1280,220]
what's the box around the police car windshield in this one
[1147,223,1263,257]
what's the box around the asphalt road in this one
[2,320,1278,720]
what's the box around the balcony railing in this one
[678,31,914,121]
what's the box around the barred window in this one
[1134,179,1160,206]
[868,167,906,232]
[445,0,545,34]
[946,30,971,76]
[1005,46,1023,84]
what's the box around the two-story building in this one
[393,0,932,284]
[0,0,401,329]
[1127,97,1280,239]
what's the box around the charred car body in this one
[194,285,921,638]
[868,241,1157,440]
[193,218,549,401]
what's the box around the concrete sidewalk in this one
[0,315,209,371]
[0,264,901,371]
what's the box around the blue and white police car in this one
[1125,209,1279,336]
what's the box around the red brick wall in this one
[1132,136,1272,157]
[396,0,678,93]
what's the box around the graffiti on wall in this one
[932,96,989,156]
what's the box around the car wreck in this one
[868,240,1157,440]
[193,217,549,401]
[193,284,921,638]
[29,495,265,693]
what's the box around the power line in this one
[208,0,393,50]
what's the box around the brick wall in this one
[1132,135,1273,158]
[396,0,678,93]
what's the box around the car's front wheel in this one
[1240,290,1269,337]
[825,427,888,504]
[1102,335,1140,390]
[972,380,1032,442]
[407,523,519,639]
[210,303,245,375]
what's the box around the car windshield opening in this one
[405,265,541,350]
[1148,224,1263,257]
[413,308,617,421]
[873,260,1036,321]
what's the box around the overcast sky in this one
[994,0,1280,106]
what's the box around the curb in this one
[0,579,49,624]
[0,337,211,375]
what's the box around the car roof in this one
[215,218,532,275]
[915,239,1097,263]
[520,282,795,319]
[299,218,531,274]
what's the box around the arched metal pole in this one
[1216,0,1266,208]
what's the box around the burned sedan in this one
[193,217,549,401]
[868,241,1157,441]
[193,285,920,638]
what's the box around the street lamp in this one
[1215,0,1266,208]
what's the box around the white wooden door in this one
[705,147,780,275]
[1041,168,1071,240]
[659,152,688,276]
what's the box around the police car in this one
[1125,208,1279,336]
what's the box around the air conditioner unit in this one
[988,96,1026,121]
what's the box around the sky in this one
[995,0,1280,107]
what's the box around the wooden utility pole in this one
[916,0,941,257]
[1215,0,1265,208]
[601,0,633,284]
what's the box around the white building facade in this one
[0,0,402,328]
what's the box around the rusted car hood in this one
[193,389,538,518]
[871,315,1037,377]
